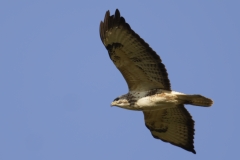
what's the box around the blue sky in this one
[0,1,239,159]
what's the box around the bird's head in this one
[111,97,130,107]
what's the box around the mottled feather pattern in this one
[100,9,213,154]
[100,9,171,91]
[143,105,196,154]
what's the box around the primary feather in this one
[100,9,171,91]
[100,9,213,154]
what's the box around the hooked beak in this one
[111,101,117,107]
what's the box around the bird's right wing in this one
[100,9,171,91]
[143,105,196,154]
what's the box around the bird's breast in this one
[135,93,178,110]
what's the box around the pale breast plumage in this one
[100,9,213,154]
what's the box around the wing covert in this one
[100,9,171,91]
[143,105,196,154]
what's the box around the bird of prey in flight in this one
[99,9,213,154]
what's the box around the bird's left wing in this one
[143,105,196,154]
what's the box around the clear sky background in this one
[0,1,239,160]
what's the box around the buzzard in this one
[100,9,213,154]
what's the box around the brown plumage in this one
[100,9,213,154]
[143,105,196,154]
[100,9,171,91]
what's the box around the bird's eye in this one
[113,97,120,101]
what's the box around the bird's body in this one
[100,9,213,154]
[111,89,180,111]
[111,89,212,111]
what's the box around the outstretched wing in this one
[100,9,171,91]
[143,105,196,154]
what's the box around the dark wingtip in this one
[104,10,110,27]
[104,10,110,25]
[184,146,196,154]
[105,10,110,17]
[99,21,104,43]
[192,149,196,154]
[115,9,120,18]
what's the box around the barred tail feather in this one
[177,94,213,107]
